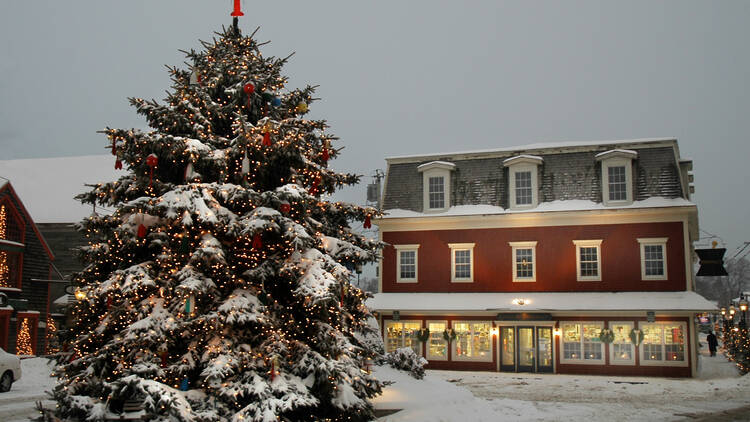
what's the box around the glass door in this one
[517,327,535,372]
[537,327,553,373]
[500,327,515,371]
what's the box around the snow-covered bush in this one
[381,347,428,379]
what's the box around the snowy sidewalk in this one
[374,344,750,422]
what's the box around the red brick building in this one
[370,138,714,377]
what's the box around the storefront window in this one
[641,322,686,364]
[610,322,634,364]
[385,321,421,355]
[427,321,447,360]
[562,322,604,363]
[453,322,491,361]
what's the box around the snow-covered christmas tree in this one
[53,8,383,422]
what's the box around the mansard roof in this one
[382,137,692,213]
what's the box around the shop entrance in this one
[499,326,553,373]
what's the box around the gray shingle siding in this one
[383,144,685,212]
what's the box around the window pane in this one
[428,322,447,358]
[644,245,665,276]
[608,166,627,201]
[429,176,445,209]
[515,171,532,205]
[664,325,685,361]
[402,322,422,356]
[386,322,422,355]
[472,323,491,359]
[454,249,471,279]
[582,324,603,360]
[611,323,633,361]
[562,323,582,359]
[579,246,598,277]
[516,248,534,278]
[642,324,663,361]
[385,322,402,353]
[454,322,471,357]
[399,250,416,279]
[454,322,490,359]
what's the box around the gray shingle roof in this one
[382,139,686,212]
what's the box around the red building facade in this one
[370,138,714,377]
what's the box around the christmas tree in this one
[53,10,383,422]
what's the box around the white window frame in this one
[417,161,455,213]
[638,321,688,367]
[509,241,537,282]
[426,320,449,361]
[596,150,636,207]
[504,155,543,210]
[573,240,602,282]
[608,321,636,366]
[384,320,423,356]
[394,244,420,283]
[560,321,605,365]
[449,243,475,283]
[638,237,668,280]
[451,320,493,362]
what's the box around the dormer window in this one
[503,155,543,210]
[596,149,637,206]
[417,161,456,212]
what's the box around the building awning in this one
[367,291,717,313]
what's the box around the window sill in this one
[641,276,667,281]
[639,359,688,367]
[577,277,602,282]
[396,279,418,284]
[512,279,536,283]
[559,359,605,365]
[451,279,474,283]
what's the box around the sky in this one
[1,1,749,259]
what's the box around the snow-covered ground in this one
[374,341,750,422]
[4,343,750,422]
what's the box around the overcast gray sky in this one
[1,1,748,257]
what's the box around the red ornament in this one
[146,154,158,188]
[321,146,329,163]
[262,132,272,146]
[310,175,322,196]
[363,215,372,229]
[106,296,113,309]
[114,159,123,170]
[252,233,263,250]
[137,224,147,238]
[231,0,244,17]
[146,153,158,167]
[160,352,168,368]
[243,83,255,95]
[280,203,291,214]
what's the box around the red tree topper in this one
[231,0,244,17]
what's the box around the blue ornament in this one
[180,378,189,391]
[271,97,282,107]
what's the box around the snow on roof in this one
[368,291,717,312]
[594,149,638,160]
[502,154,544,165]
[416,161,456,171]
[381,197,695,219]
[386,137,676,161]
[0,155,119,223]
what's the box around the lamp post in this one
[739,295,748,329]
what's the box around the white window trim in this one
[418,161,455,213]
[506,163,540,210]
[509,241,537,282]
[426,320,449,361]
[560,321,606,365]
[608,321,636,366]
[448,243,475,283]
[573,239,602,282]
[637,321,688,367]
[638,237,668,280]
[599,156,634,206]
[395,244,420,283]
[451,320,493,362]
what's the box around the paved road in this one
[0,394,51,422]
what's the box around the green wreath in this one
[415,328,430,343]
[629,328,644,346]
[599,328,615,344]
[443,328,457,343]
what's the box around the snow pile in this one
[372,365,502,422]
